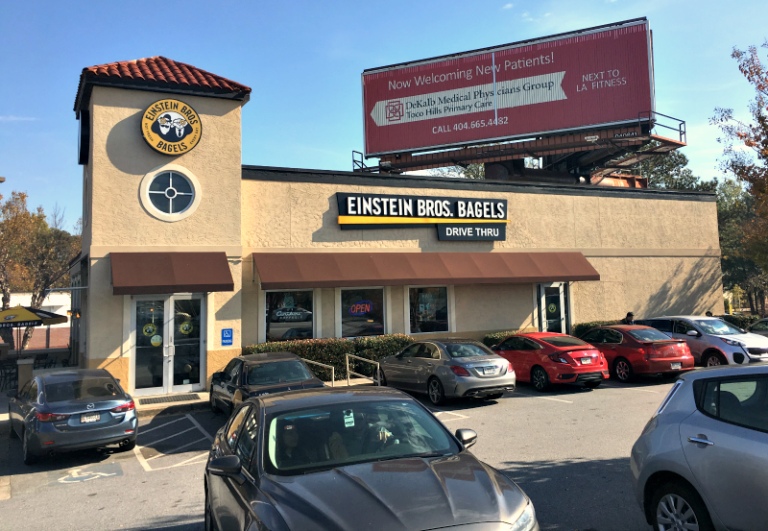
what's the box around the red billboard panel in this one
[362,19,654,157]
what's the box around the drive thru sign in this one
[362,18,654,156]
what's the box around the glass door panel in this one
[172,298,202,388]
[135,300,166,391]
[544,287,563,333]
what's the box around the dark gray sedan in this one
[7,369,137,465]
[205,387,538,531]
[379,339,516,405]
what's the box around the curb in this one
[136,400,211,420]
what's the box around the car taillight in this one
[507,362,514,374]
[450,366,471,377]
[111,400,135,413]
[548,354,569,364]
[36,412,70,422]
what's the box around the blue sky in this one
[1,0,765,231]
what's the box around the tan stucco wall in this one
[454,284,535,332]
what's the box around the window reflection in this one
[409,287,448,333]
[266,291,313,342]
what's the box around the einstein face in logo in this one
[151,111,194,142]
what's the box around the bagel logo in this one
[141,99,202,155]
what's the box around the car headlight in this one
[721,337,746,348]
[509,502,536,531]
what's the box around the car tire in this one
[210,391,218,414]
[377,369,387,387]
[22,429,38,466]
[650,481,714,531]
[703,351,726,367]
[484,393,504,400]
[531,366,550,392]
[613,358,634,383]
[584,381,601,389]
[428,377,445,406]
[204,481,219,531]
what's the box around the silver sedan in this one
[378,339,516,405]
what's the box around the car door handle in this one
[688,436,714,446]
[427,363,433,367]
[407,360,412,364]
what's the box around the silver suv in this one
[638,316,768,366]
[631,364,768,531]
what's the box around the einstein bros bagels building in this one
[71,56,724,396]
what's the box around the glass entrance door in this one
[131,294,206,396]
[538,283,570,334]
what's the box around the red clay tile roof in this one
[75,56,251,112]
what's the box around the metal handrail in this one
[345,353,380,386]
[303,359,335,387]
[638,110,687,144]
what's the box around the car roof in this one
[40,369,114,384]
[252,386,410,413]
[602,325,654,330]
[679,363,768,381]
[642,316,715,320]
[240,352,299,364]
[426,338,480,345]
[517,332,569,338]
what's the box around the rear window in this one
[44,377,121,403]
[539,336,588,348]
[627,328,674,342]
[246,361,313,386]
[443,342,493,358]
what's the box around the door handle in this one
[427,363,433,367]
[407,360,412,364]
[688,436,714,446]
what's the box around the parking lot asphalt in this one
[0,376,675,531]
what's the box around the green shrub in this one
[242,334,416,381]
[719,314,761,330]
[482,330,519,348]
[572,320,621,338]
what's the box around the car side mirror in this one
[208,455,242,478]
[740,328,747,334]
[6,389,17,398]
[455,429,477,449]
[686,330,699,337]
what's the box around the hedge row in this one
[243,334,415,381]
[481,331,519,348]
[572,320,621,338]
[720,314,761,329]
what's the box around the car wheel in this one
[204,481,218,531]
[613,358,634,383]
[484,392,504,400]
[584,381,601,389]
[210,391,218,414]
[531,367,550,392]
[703,352,725,367]
[377,369,387,387]
[651,481,714,531]
[428,377,445,405]
[22,429,37,466]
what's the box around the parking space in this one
[133,414,215,472]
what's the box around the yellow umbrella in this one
[0,305,68,352]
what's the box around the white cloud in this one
[502,3,513,9]
[0,116,37,122]
[545,12,551,17]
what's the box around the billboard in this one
[362,18,654,157]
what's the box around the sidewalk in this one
[0,392,12,500]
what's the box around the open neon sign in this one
[348,301,373,316]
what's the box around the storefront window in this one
[409,287,449,333]
[341,288,384,337]
[265,291,313,342]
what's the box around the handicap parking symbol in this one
[53,463,123,485]
[221,328,233,346]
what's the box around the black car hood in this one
[244,378,325,397]
[261,452,528,531]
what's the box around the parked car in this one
[378,339,516,405]
[205,387,539,531]
[6,369,137,465]
[631,364,768,531]
[210,352,324,415]
[638,316,768,366]
[579,325,694,383]
[748,318,768,338]
[491,332,609,391]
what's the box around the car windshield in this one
[44,377,121,403]
[539,335,588,348]
[264,400,459,475]
[693,319,742,336]
[247,361,313,386]
[443,343,492,358]
[627,328,674,342]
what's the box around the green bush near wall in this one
[243,334,416,381]
[481,331,519,348]
[720,314,761,329]
[571,320,621,338]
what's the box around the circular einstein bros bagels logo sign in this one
[141,99,202,155]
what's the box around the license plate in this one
[480,366,498,375]
[670,363,682,370]
[581,357,592,365]
[81,413,100,424]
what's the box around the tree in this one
[712,41,768,270]
[429,163,485,180]
[630,142,717,191]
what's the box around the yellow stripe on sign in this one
[338,216,509,225]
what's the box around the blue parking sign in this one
[221,328,233,346]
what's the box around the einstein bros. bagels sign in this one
[141,99,202,155]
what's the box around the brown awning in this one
[111,252,234,295]
[253,252,600,290]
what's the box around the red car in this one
[579,325,694,383]
[491,332,609,391]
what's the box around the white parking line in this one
[536,396,573,404]
[138,417,187,436]
[143,426,198,447]
[146,437,209,461]
[171,452,210,468]
[185,413,215,442]
[134,414,215,472]
[603,385,659,394]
